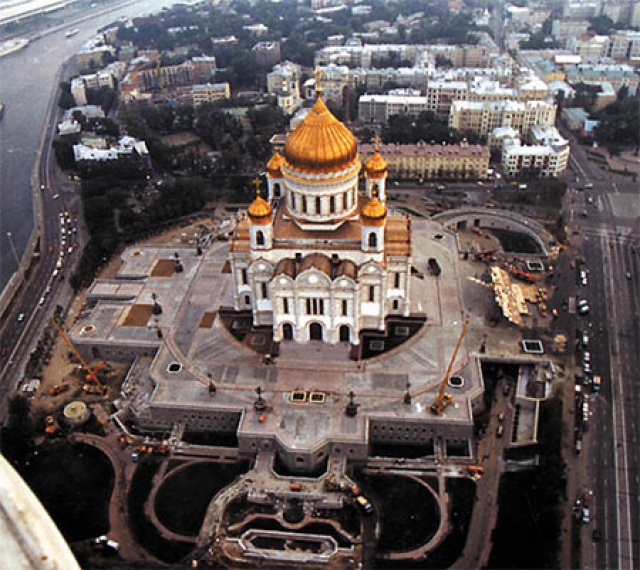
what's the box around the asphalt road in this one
[564,128,639,570]
[0,62,82,420]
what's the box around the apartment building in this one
[267,61,303,97]
[449,99,556,139]
[191,55,217,82]
[315,40,499,70]
[565,64,639,95]
[608,30,640,60]
[359,141,490,180]
[567,34,611,59]
[190,82,231,106]
[501,127,569,178]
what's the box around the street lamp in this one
[6,232,21,275]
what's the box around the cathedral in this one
[228,88,412,345]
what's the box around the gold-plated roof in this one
[364,137,387,178]
[283,96,358,173]
[248,196,272,224]
[361,194,387,226]
[266,149,285,177]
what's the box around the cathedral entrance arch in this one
[309,322,323,341]
[339,325,350,343]
[283,323,293,340]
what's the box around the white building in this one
[73,136,149,162]
[267,61,302,98]
[229,90,412,345]
[191,82,231,106]
[449,99,556,139]
[501,126,569,178]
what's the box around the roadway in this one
[0,60,82,420]
[563,125,639,570]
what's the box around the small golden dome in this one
[248,192,272,225]
[361,194,387,226]
[283,96,358,172]
[365,149,388,178]
[266,150,285,178]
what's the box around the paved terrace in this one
[72,220,484,453]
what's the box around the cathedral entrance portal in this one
[283,323,293,340]
[339,325,350,343]
[309,322,323,341]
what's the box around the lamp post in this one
[6,232,22,281]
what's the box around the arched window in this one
[392,300,400,310]
[256,230,265,246]
[244,295,251,307]
[368,232,377,248]
[316,196,321,215]
[274,183,281,198]
[330,195,335,214]
[343,192,348,210]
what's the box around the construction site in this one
[18,203,569,568]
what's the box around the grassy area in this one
[128,458,195,563]
[154,461,249,536]
[488,228,543,254]
[359,473,440,552]
[488,398,564,569]
[20,442,112,541]
[491,181,566,210]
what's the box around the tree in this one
[58,81,76,110]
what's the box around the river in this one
[0,0,177,291]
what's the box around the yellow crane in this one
[50,317,105,392]
[431,320,469,416]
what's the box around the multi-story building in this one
[190,82,231,106]
[359,141,490,180]
[358,93,427,123]
[74,44,116,69]
[267,61,303,98]
[551,19,591,43]
[501,126,569,178]
[191,55,217,82]
[358,74,550,124]
[449,99,556,139]
[315,40,499,70]
[567,34,611,58]
[608,30,640,60]
[252,41,281,67]
[565,63,639,95]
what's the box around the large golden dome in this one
[283,96,358,173]
[361,194,387,226]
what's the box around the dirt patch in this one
[161,132,202,148]
[151,258,176,277]
[123,304,154,327]
[199,312,216,328]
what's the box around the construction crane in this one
[50,317,106,392]
[431,320,469,416]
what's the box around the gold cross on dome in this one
[373,135,381,152]
[252,177,262,196]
